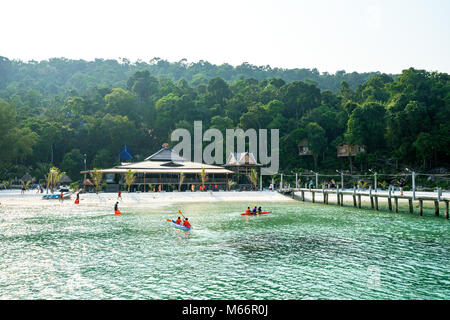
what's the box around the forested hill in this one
[0,56,385,97]
[0,55,448,187]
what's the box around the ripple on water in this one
[0,201,448,299]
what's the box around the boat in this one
[240,211,272,216]
[169,220,191,231]
[42,187,72,200]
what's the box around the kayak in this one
[170,220,191,231]
[240,211,272,216]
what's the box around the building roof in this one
[144,146,186,161]
[226,152,261,166]
[60,174,72,183]
[81,146,233,175]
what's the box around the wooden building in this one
[298,138,313,156]
[81,145,234,192]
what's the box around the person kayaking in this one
[252,206,257,214]
[258,206,262,214]
[182,218,191,228]
[175,216,182,225]
[245,207,251,214]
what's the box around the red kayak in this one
[240,211,272,216]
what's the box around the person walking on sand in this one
[60,190,64,202]
[118,189,122,200]
[21,185,25,195]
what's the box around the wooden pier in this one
[279,187,450,219]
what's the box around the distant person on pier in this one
[399,179,405,196]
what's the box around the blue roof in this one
[120,145,133,159]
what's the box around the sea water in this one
[0,198,448,299]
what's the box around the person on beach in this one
[175,216,182,225]
[118,189,122,200]
[75,192,80,204]
[399,179,404,196]
[182,218,191,228]
[60,190,64,202]
[21,185,25,194]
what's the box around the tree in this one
[306,122,327,168]
[200,168,207,190]
[46,167,65,193]
[248,168,259,190]
[89,168,103,194]
[345,102,386,152]
[179,172,185,191]
[124,169,135,192]
[61,149,84,181]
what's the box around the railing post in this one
[295,173,298,189]
[280,174,283,191]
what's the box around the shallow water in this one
[0,199,449,299]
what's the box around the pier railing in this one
[279,187,449,219]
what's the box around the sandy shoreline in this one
[0,190,295,209]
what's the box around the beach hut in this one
[60,174,72,185]
[298,138,313,156]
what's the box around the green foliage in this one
[0,58,448,181]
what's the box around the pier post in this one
[419,200,423,216]
[337,187,340,206]
[358,194,361,208]
[388,187,392,211]
[375,196,379,211]
[434,201,439,216]
[312,191,315,203]
[295,173,298,189]
[322,186,326,204]
[409,199,413,213]
[445,201,449,219]
[353,187,357,207]
[340,192,344,207]
[369,187,374,209]
[280,174,283,191]
[394,197,399,213]
[301,190,305,202]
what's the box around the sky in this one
[1,0,449,74]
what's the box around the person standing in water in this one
[114,202,121,215]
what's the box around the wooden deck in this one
[279,187,450,219]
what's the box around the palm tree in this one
[89,168,103,194]
[179,172,185,191]
[47,167,65,193]
[227,179,236,191]
[200,168,207,190]
[124,169,135,192]
[248,168,258,191]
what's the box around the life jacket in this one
[183,220,191,228]
[74,199,79,204]
[252,207,257,213]
[245,208,251,214]
[175,218,181,225]
[115,210,121,215]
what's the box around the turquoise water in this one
[0,200,449,299]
